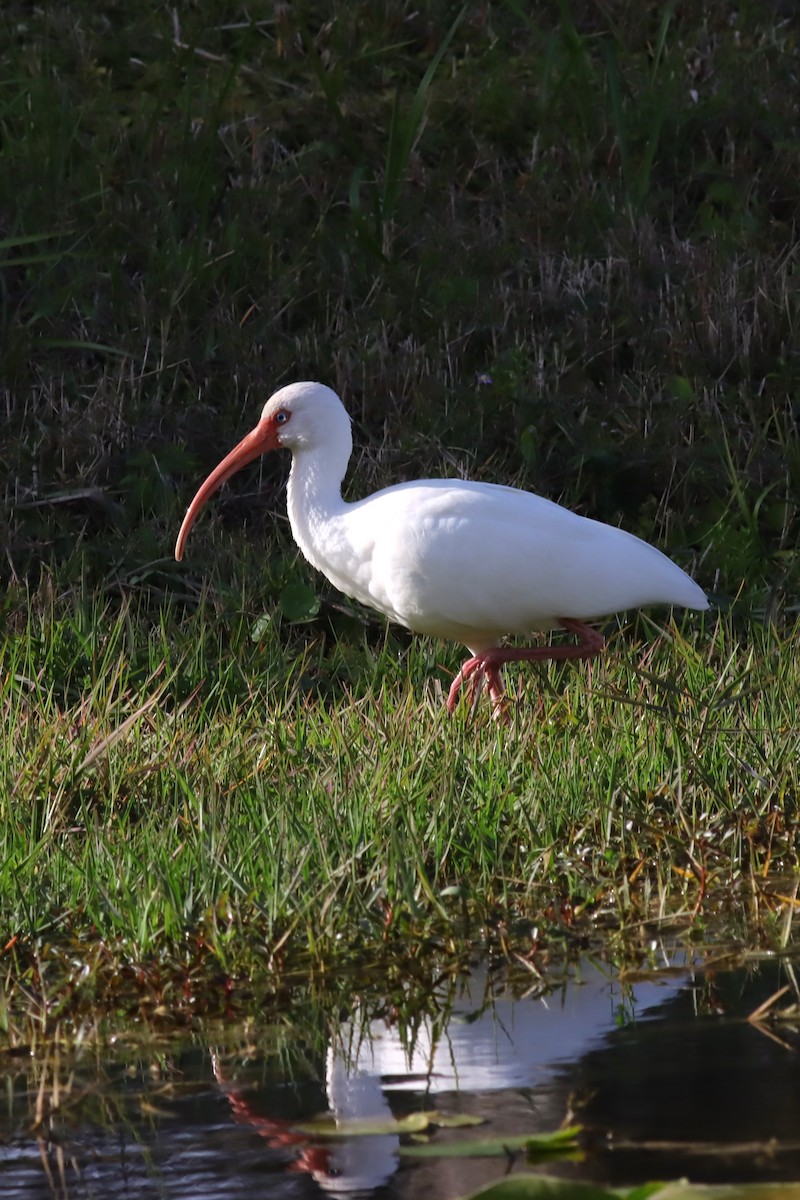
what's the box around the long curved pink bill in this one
[174,423,274,561]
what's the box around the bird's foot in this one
[446,657,480,714]
[482,660,511,723]
[446,620,605,722]
[446,655,510,723]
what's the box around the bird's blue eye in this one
[275,410,290,424]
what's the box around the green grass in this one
[2,580,798,999]
[1,0,799,1006]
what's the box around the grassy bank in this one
[2,584,798,989]
[2,1,800,999]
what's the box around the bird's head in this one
[258,381,350,453]
[174,381,350,561]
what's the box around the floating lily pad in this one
[458,1176,800,1200]
[458,1175,614,1200]
[401,1125,583,1160]
[292,1109,484,1138]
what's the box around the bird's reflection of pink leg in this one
[446,619,606,720]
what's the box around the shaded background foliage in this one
[1,0,798,607]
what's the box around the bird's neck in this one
[286,444,349,565]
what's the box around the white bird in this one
[175,381,708,718]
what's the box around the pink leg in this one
[446,656,496,715]
[446,619,606,719]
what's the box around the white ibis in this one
[175,381,708,717]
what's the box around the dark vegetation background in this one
[2,0,798,616]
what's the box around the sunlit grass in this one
[2,583,797,986]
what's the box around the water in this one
[1,953,798,1198]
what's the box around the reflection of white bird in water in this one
[213,961,689,1195]
[176,382,708,717]
[315,1055,398,1196]
[212,1049,398,1197]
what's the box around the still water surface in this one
[2,953,798,1198]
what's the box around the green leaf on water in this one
[457,1177,800,1200]
[625,1185,671,1200]
[400,1124,582,1160]
[640,1185,800,1200]
[456,1174,613,1199]
[432,1113,485,1129]
[292,1110,432,1137]
[292,1109,484,1139]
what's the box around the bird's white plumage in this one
[270,383,707,654]
[174,381,709,716]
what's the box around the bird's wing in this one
[317,479,705,644]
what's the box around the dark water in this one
[2,954,799,1198]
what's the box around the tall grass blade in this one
[380,5,467,246]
